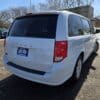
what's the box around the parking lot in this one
[0,41,100,100]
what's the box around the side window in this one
[81,19,90,35]
[68,15,83,36]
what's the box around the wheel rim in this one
[76,59,82,79]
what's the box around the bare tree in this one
[38,0,64,10]
[31,5,36,12]
[38,0,94,11]
[0,6,34,28]
[27,5,36,13]
[62,0,79,8]
[47,0,62,10]
[9,7,28,19]
[38,3,49,11]
[86,0,94,5]
[0,10,10,22]
[0,10,11,28]
[38,0,80,10]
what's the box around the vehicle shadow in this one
[0,53,98,100]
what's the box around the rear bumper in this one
[3,55,73,86]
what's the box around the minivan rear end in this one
[5,14,58,73]
[4,12,73,85]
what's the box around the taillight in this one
[53,41,68,62]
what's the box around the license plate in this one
[17,47,28,57]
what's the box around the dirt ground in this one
[0,40,100,100]
[0,40,10,80]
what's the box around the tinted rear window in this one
[9,14,58,38]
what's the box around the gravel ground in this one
[0,40,100,100]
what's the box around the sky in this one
[0,0,44,10]
[92,0,100,17]
[0,0,100,17]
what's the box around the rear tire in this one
[94,42,99,53]
[72,56,83,81]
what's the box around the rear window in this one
[9,14,58,38]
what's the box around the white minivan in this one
[3,11,98,86]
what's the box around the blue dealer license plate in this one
[17,47,28,57]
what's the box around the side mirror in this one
[94,29,100,34]
[2,32,8,38]
[90,28,96,34]
[93,30,96,34]
[94,28,96,34]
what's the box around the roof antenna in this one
[30,0,32,12]
[28,0,32,14]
